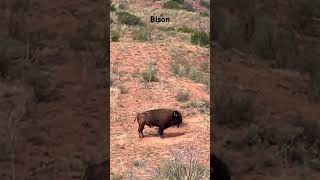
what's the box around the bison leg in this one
[158,128,164,138]
[138,124,145,138]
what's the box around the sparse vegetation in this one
[118,3,126,10]
[176,89,190,102]
[111,4,116,11]
[142,60,158,83]
[173,0,184,4]
[160,26,176,32]
[133,159,145,167]
[177,26,195,33]
[200,12,209,17]
[111,172,125,180]
[183,2,195,12]
[133,28,150,42]
[191,30,210,47]
[111,30,120,42]
[163,0,181,9]
[117,11,143,26]
[155,149,209,180]
[186,100,210,114]
[171,52,209,85]
[118,84,128,94]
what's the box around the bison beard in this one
[135,109,183,138]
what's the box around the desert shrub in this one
[173,0,184,4]
[171,55,189,77]
[177,26,195,33]
[133,159,145,167]
[171,54,209,84]
[200,12,209,17]
[132,69,140,78]
[186,100,210,114]
[111,172,125,180]
[188,67,208,84]
[133,28,150,42]
[111,31,120,42]
[200,0,210,8]
[118,3,126,9]
[201,59,209,73]
[176,89,190,102]
[191,31,210,47]
[111,4,116,11]
[163,0,181,9]
[142,60,158,83]
[214,86,254,128]
[160,26,176,32]
[117,11,143,26]
[183,2,195,12]
[118,84,128,94]
[155,150,209,180]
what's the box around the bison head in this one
[173,110,183,128]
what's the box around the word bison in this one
[82,160,108,180]
[134,109,183,138]
[211,154,231,180]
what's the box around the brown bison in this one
[82,160,108,180]
[134,109,183,138]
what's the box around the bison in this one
[134,109,183,138]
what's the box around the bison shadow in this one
[143,132,186,138]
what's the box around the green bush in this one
[117,11,143,26]
[200,12,209,17]
[133,28,150,42]
[142,60,158,83]
[163,0,181,9]
[173,0,184,4]
[177,26,195,33]
[111,4,116,11]
[160,26,176,32]
[111,31,120,42]
[191,31,210,47]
